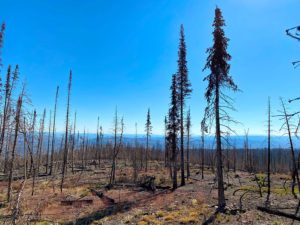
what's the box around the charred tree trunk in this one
[50,86,59,176]
[215,82,226,209]
[281,98,300,198]
[186,108,191,179]
[7,97,22,202]
[37,109,46,176]
[60,71,72,192]
[71,112,76,174]
[46,110,51,174]
[31,110,37,196]
[266,97,271,206]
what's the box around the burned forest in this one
[0,2,300,225]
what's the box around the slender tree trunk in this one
[24,119,27,180]
[7,97,22,202]
[71,112,76,174]
[4,128,12,174]
[172,133,177,189]
[180,97,185,186]
[233,147,236,173]
[31,110,37,196]
[81,130,85,169]
[46,111,51,174]
[0,66,11,158]
[146,133,149,172]
[215,83,226,209]
[201,132,205,179]
[61,71,72,192]
[37,109,46,176]
[110,109,118,185]
[281,98,300,198]
[266,97,271,206]
[186,126,190,179]
[50,86,59,176]
[96,116,100,167]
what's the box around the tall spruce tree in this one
[202,6,238,209]
[167,73,179,190]
[176,24,192,186]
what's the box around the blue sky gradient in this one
[0,0,299,135]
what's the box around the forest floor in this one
[0,161,299,225]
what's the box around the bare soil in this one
[0,161,299,225]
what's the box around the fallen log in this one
[89,188,115,205]
[61,199,93,206]
[257,206,300,221]
[156,185,171,190]
[113,182,171,190]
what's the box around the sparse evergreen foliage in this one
[202,6,238,209]
[167,73,180,190]
[176,24,192,186]
[0,22,5,71]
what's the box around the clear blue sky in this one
[0,0,299,135]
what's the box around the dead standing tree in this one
[7,96,23,202]
[0,65,19,159]
[132,123,139,183]
[266,97,271,206]
[31,110,37,195]
[37,109,46,176]
[96,116,100,167]
[202,6,238,210]
[45,110,51,174]
[176,25,192,186]
[274,98,300,199]
[109,108,124,186]
[186,107,191,179]
[71,111,76,173]
[61,70,72,192]
[50,86,59,176]
[145,108,152,172]
[200,121,205,179]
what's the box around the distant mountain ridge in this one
[51,133,300,149]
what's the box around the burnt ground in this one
[0,161,299,225]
